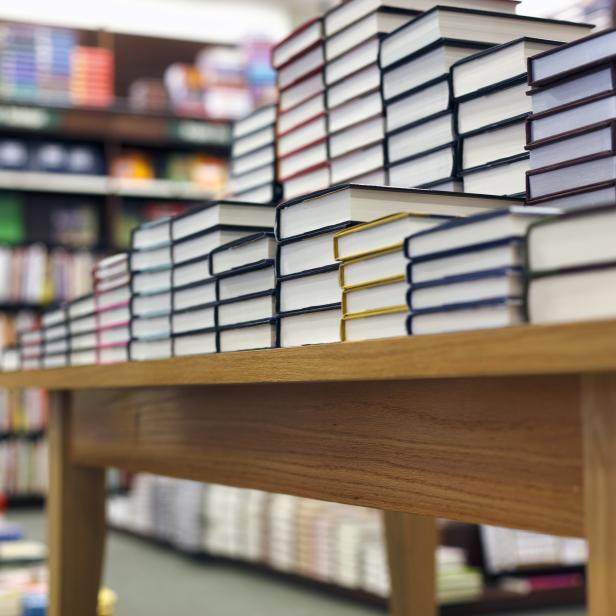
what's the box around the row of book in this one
[108,477,483,604]
[0,438,47,497]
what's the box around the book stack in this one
[93,253,131,365]
[323,2,420,188]
[41,306,68,368]
[405,207,554,336]
[272,19,330,201]
[453,38,562,196]
[526,28,616,209]
[526,206,616,326]
[229,104,280,204]
[210,233,278,353]
[380,8,592,192]
[66,293,97,366]
[70,46,114,108]
[18,323,43,371]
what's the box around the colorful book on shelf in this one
[342,277,407,317]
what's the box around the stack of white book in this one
[17,322,43,371]
[66,293,97,366]
[41,306,69,368]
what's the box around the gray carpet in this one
[11,510,585,616]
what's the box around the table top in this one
[2,319,616,390]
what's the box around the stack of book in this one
[380,7,592,192]
[16,319,43,371]
[405,206,553,335]
[273,19,330,201]
[94,253,131,365]
[453,38,562,196]
[229,104,279,204]
[69,45,114,108]
[526,206,616,325]
[66,293,97,366]
[210,232,278,353]
[526,28,616,208]
[41,306,68,368]
[324,2,420,187]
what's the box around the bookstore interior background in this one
[0,0,612,614]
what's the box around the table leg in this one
[47,391,107,616]
[582,374,616,616]
[383,511,437,616]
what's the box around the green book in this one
[0,194,25,245]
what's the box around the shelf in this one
[1,319,616,390]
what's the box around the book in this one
[209,233,275,277]
[278,45,324,91]
[325,37,381,85]
[131,217,171,251]
[43,322,67,341]
[129,337,172,361]
[330,142,385,185]
[171,306,216,335]
[278,95,325,135]
[386,111,454,164]
[96,305,130,329]
[70,349,97,366]
[277,185,523,242]
[282,164,331,201]
[98,344,129,364]
[130,245,172,272]
[278,266,341,313]
[217,264,276,302]
[232,104,278,139]
[232,145,276,177]
[526,180,616,209]
[405,208,557,261]
[527,152,616,201]
[173,280,217,311]
[69,313,96,336]
[526,205,616,274]
[329,115,384,159]
[279,72,325,113]
[131,290,171,318]
[95,284,130,311]
[342,308,407,341]
[407,298,524,335]
[452,38,562,100]
[334,212,452,261]
[343,278,407,316]
[233,183,280,205]
[68,294,95,321]
[70,332,96,351]
[279,141,328,182]
[132,268,172,295]
[327,64,381,109]
[232,126,275,159]
[43,353,68,368]
[218,320,278,352]
[97,324,130,346]
[379,7,592,70]
[278,305,341,347]
[278,115,328,158]
[462,117,527,170]
[529,27,616,87]
[217,294,276,327]
[340,246,407,289]
[172,257,212,289]
[462,154,529,196]
[44,337,69,354]
[42,307,66,329]
[328,90,382,134]
[229,164,276,195]
[131,315,171,340]
[173,330,217,357]
[388,144,456,188]
[272,19,323,69]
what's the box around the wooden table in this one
[2,319,616,616]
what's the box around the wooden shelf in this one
[2,319,616,390]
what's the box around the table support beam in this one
[48,391,107,616]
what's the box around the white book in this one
[229,164,275,194]
[172,201,274,241]
[420,177,463,192]
[528,267,616,325]
[211,233,275,276]
[385,78,451,132]
[43,353,68,369]
[343,310,407,341]
[411,270,523,310]
[283,165,330,201]
[70,332,97,351]
[130,245,172,272]
[462,119,526,170]
[44,323,67,341]
[324,0,518,37]
[132,268,172,295]
[42,307,66,328]
[344,279,407,315]
[97,305,130,329]
[380,7,592,69]
[452,38,561,99]
[341,247,406,288]
[1,348,20,371]
[131,315,171,339]
[457,80,529,135]
[233,183,278,205]
[173,280,217,311]
[329,90,382,133]
[279,307,341,347]
[278,115,328,158]
[218,265,276,301]
[272,20,323,69]
[351,168,387,185]
[219,322,277,352]
[463,156,528,196]
[326,37,380,85]
[132,291,171,317]
[529,29,615,86]
[279,72,324,112]
[217,295,276,327]
[278,184,520,241]
[410,301,524,335]
[233,105,277,139]
[278,94,325,135]
[529,182,616,210]
[173,229,260,264]
[130,337,172,361]
[327,63,380,109]
[172,306,216,335]
[387,112,454,164]
[232,126,275,158]
[383,42,484,101]
[232,145,275,177]
[278,228,343,277]
[132,217,171,251]
[70,349,97,366]
[279,141,328,181]
[527,206,616,274]
[326,9,417,61]
[329,115,385,159]
[45,338,69,354]
[173,331,217,357]
[98,325,130,346]
[407,208,556,260]
[279,269,341,312]
[69,314,96,335]
[530,65,615,115]
[95,253,128,280]
[99,345,129,364]
[173,257,211,289]
[68,294,95,320]
[388,145,455,188]
[529,154,616,200]
[331,142,384,184]
[278,45,324,90]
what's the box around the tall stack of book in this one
[228,105,279,204]
[526,28,616,209]
[405,206,553,335]
[94,254,131,365]
[380,8,592,192]
[67,293,97,366]
[41,306,68,368]
[323,2,420,187]
[272,19,330,202]
[453,39,562,196]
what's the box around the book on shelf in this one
[330,143,385,185]
[281,164,331,201]
[131,314,171,342]
[388,144,457,189]
[217,264,276,303]
[131,217,171,251]
[131,290,171,319]
[278,115,328,158]
[233,183,281,205]
[325,36,382,87]
[329,116,384,160]
[232,104,277,139]
[328,90,382,134]
[218,318,278,352]
[342,308,408,342]
[232,125,276,159]
[462,153,529,197]
[209,232,275,277]
[277,266,341,314]
[272,18,323,70]
[173,330,217,357]
[278,305,342,348]
[342,278,407,316]
[217,293,276,328]
[171,305,216,336]
[232,144,276,177]
[277,45,324,91]
[279,72,325,113]
[340,246,407,290]
[278,94,326,136]
[172,279,217,312]
[129,337,173,361]
[279,142,328,183]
